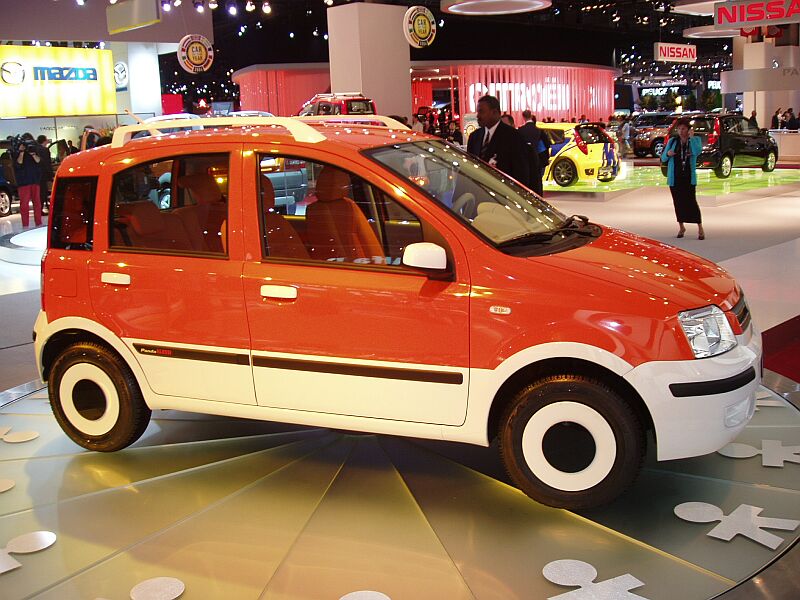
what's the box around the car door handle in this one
[101,272,131,286]
[260,285,298,300]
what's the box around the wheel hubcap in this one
[722,157,731,175]
[654,142,664,155]
[59,363,120,436]
[0,192,9,213]
[555,162,573,184]
[768,154,775,169]
[521,401,617,492]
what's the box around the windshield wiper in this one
[498,215,597,248]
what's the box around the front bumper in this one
[624,325,762,461]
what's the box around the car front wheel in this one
[499,375,645,510]
[551,159,578,187]
[763,151,777,172]
[715,155,733,178]
[49,342,151,451]
[0,190,11,217]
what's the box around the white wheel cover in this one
[59,363,120,436]
[521,401,617,492]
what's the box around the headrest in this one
[128,201,164,235]
[260,174,275,209]
[158,172,171,186]
[315,167,351,203]
[178,173,223,205]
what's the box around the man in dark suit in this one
[467,95,529,187]
[518,110,549,196]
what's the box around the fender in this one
[444,341,635,446]
[34,312,155,405]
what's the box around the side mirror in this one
[402,242,448,272]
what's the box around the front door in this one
[241,152,470,425]
[88,149,256,405]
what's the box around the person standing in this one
[662,117,704,240]
[35,135,54,214]
[747,110,758,129]
[519,110,546,196]
[786,108,799,130]
[467,95,530,187]
[67,140,79,154]
[771,108,782,130]
[619,117,632,158]
[12,133,43,228]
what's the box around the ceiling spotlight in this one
[174,0,182,5]
[289,31,295,38]
[262,1,271,13]
[227,0,238,15]
[245,0,255,11]
[76,0,86,6]
[109,0,119,5]
[324,0,333,5]
[162,1,172,11]
[208,0,218,7]
[193,0,205,12]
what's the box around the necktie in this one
[481,131,492,160]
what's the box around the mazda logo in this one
[1,62,25,85]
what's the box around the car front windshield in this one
[366,140,567,245]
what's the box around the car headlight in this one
[678,305,737,358]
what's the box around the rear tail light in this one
[574,130,589,155]
[40,249,47,313]
[707,119,720,146]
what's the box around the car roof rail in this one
[110,116,327,148]
[294,115,410,130]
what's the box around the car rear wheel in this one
[763,151,777,172]
[49,342,151,451]
[715,154,733,178]
[651,139,665,157]
[0,190,11,217]
[499,375,645,510]
[551,158,578,187]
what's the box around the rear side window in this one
[576,126,604,144]
[542,129,565,145]
[109,154,229,255]
[50,177,97,250]
[689,118,715,133]
[346,100,375,114]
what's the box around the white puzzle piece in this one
[0,531,57,575]
[718,440,800,467]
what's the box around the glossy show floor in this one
[1,173,799,599]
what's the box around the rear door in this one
[576,125,616,174]
[87,145,255,405]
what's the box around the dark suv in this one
[667,114,779,178]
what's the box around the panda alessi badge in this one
[404,6,437,48]
[178,34,214,74]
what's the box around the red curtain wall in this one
[412,81,434,113]
[234,69,331,116]
[456,65,615,125]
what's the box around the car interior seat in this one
[175,172,227,253]
[304,166,383,262]
[261,175,309,260]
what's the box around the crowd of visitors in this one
[771,108,799,130]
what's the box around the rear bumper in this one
[625,325,762,461]
[696,150,722,169]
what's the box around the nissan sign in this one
[715,0,800,29]
[654,42,697,64]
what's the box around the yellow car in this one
[539,122,619,187]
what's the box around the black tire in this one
[714,154,733,178]
[551,158,578,187]
[651,139,665,158]
[0,190,11,218]
[48,342,151,451]
[499,375,645,510]
[762,151,777,172]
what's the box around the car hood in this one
[533,226,737,312]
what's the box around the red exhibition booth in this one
[233,60,618,125]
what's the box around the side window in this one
[110,153,229,255]
[50,177,97,250]
[722,118,740,134]
[739,118,756,135]
[317,102,333,115]
[257,154,424,267]
[576,125,603,144]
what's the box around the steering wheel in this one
[451,192,477,219]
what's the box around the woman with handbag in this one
[661,117,705,240]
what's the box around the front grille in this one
[732,292,751,332]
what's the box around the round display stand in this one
[0,378,797,599]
